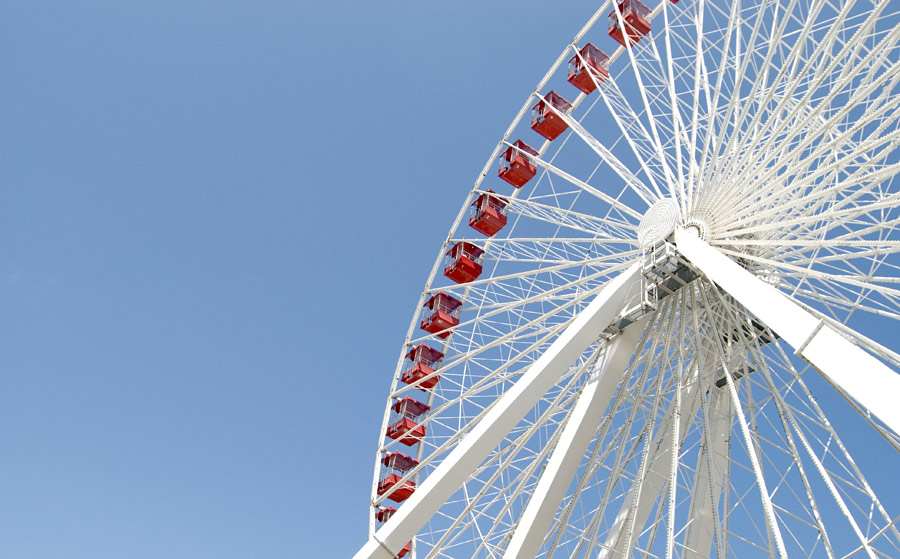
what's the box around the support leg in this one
[502,317,648,559]
[353,264,643,559]
[684,380,732,559]
[599,361,704,559]
[675,229,900,436]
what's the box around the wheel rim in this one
[370,1,900,558]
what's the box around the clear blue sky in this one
[2,2,898,559]
[0,1,600,557]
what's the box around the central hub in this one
[637,199,698,300]
[683,215,710,241]
[637,198,680,246]
[610,199,700,333]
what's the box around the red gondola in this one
[377,451,420,503]
[401,344,444,389]
[444,241,484,284]
[568,43,610,94]
[420,292,462,339]
[469,190,508,237]
[608,0,651,47]
[385,397,430,446]
[531,91,572,141]
[375,506,397,523]
[498,140,539,188]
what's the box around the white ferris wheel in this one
[355,1,900,558]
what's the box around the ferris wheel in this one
[355,1,900,558]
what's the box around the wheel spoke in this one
[361,2,900,558]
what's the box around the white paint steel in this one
[364,1,900,558]
[683,379,732,559]
[354,264,642,559]
[599,355,706,559]
[502,318,647,559]
[675,228,900,436]
[598,401,678,559]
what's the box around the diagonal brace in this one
[503,317,648,559]
[352,264,643,559]
[675,228,900,436]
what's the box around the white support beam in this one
[503,318,648,559]
[684,379,732,559]
[599,404,677,559]
[353,264,643,559]
[675,229,900,436]
[599,361,705,559]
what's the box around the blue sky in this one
[3,2,899,558]
[0,1,599,557]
